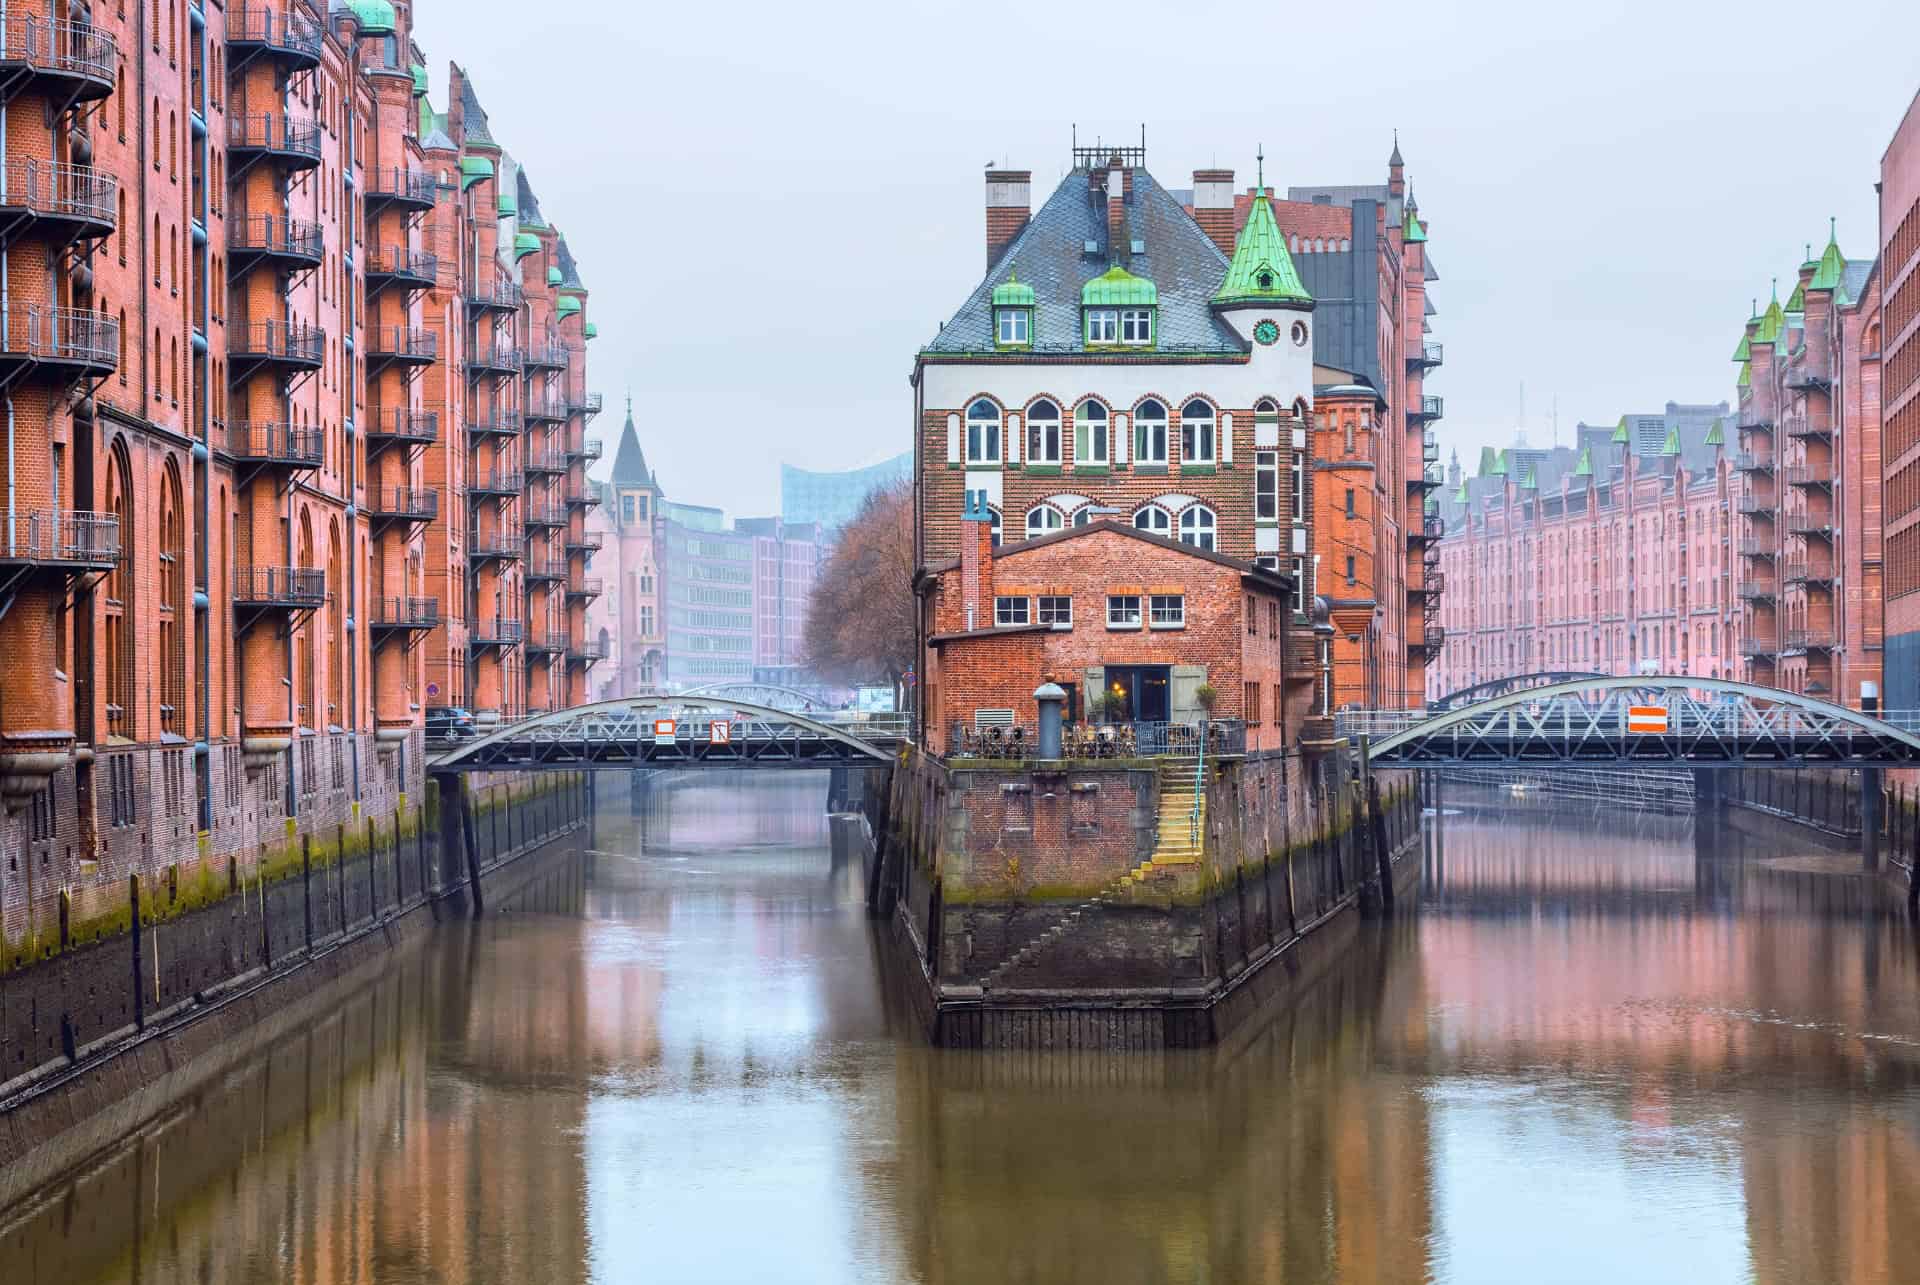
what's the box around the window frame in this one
[1133,505,1171,538]
[1120,308,1152,344]
[1037,595,1073,629]
[965,398,1002,465]
[1255,450,1278,521]
[1085,308,1118,344]
[1026,399,1062,464]
[1149,594,1186,628]
[1025,504,1064,540]
[994,595,1030,626]
[995,307,1030,346]
[1106,594,1142,629]
[1074,399,1110,464]
[1180,399,1216,464]
[1134,399,1169,464]
[1179,504,1216,552]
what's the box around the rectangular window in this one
[966,419,1000,464]
[1028,417,1060,463]
[622,495,636,522]
[1149,594,1185,628]
[1255,451,1278,521]
[1245,681,1261,726]
[1037,595,1072,628]
[1136,418,1167,464]
[1120,309,1152,344]
[1344,487,1356,518]
[1085,308,1118,343]
[1182,420,1216,464]
[994,596,1030,626]
[996,308,1028,345]
[1289,450,1304,520]
[1247,594,1257,635]
[1107,594,1141,628]
[1345,555,1356,585]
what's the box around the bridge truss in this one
[1341,677,1920,767]
[428,697,903,772]
[1427,671,1609,712]
[678,681,828,712]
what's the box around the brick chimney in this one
[1192,168,1236,254]
[985,169,1031,270]
[959,510,996,631]
[1106,158,1127,261]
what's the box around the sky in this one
[416,0,1920,518]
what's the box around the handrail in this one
[0,158,117,224]
[1189,719,1206,848]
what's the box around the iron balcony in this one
[1736,412,1774,433]
[363,166,437,212]
[228,214,323,273]
[233,565,325,609]
[466,412,521,439]
[1737,578,1776,601]
[1784,463,1833,488]
[1407,571,1445,599]
[524,395,568,423]
[524,448,566,475]
[366,487,439,526]
[0,15,118,100]
[1732,451,1774,473]
[564,531,604,554]
[525,559,566,583]
[1739,637,1778,659]
[470,617,525,648]
[1737,539,1776,558]
[466,343,520,376]
[566,637,609,663]
[369,595,440,632]
[465,278,525,314]
[565,578,604,602]
[230,319,324,371]
[469,471,524,499]
[1782,561,1835,587]
[0,306,119,380]
[525,630,568,656]
[366,325,437,369]
[1784,417,1832,441]
[1735,494,1775,518]
[365,246,439,292]
[223,421,323,469]
[0,159,116,242]
[563,482,601,508]
[566,437,603,462]
[1786,513,1833,539]
[0,510,119,571]
[571,392,605,419]
[228,113,322,169]
[365,408,439,450]
[526,501,567,529]
[1783,626,1835,652]
[522,342,570,373]
[1412,395,1444,421]
[1408,341,1443,368]
[468,529,524,562]
[225,6,323,70]
[1785,364,1831,392]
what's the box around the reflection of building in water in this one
[628,770,832,853]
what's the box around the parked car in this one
[425,705,477,741]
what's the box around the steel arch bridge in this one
[1428,671,1609,712]
[679,681,828,712]
[1340,677,1920,767]
[427,696,904,772]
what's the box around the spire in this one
[1660,424,1681,457]
[1213,181,1311,306]
[1611,416,1629,445]
[1256,143,1265,192]
[1754,283,1785,344]
[610,395,652,489]
[1389,130,1403,168]
[1810,217,1847,292]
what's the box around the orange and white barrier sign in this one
[1627,705,1669,734]
[653,718,678,745]
[710,720,731,745]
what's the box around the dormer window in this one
[1257,270,1274,291]
[1120,309,1152,344]
[1085,308,1118,343]
[1081,265,1157,349]
[996,307,1030,346]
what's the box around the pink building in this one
[1430,406,1739,700]
[739,518,822,683]
[585,403,666,699]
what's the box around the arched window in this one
[105,442,134,735]
[1134,398,1168,465]
[1025,504,1064,539]
[1180,399,1216,464]
[1026,398,1061,464]
[158,464,184,734]
[965,398,1001,464]
[1074,399,1109,465]
[1180,505,1217,551]
[1072,506,1097,527]
[1133,505,1171,537]
[1254,397,1278,414]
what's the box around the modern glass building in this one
[780,453,912,532]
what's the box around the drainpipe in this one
[190,0,212,830]
[4,91,13,557]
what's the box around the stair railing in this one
[1189,720,1206,848]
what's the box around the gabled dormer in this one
[991,268,1035,349]
[1081,265,1156,346]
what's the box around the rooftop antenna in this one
[1256,143,1265,194]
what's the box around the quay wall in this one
[0,770,589,1212]
[874,748,1419,1050]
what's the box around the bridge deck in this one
[429,709,907,772]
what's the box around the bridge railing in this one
[946,719,1244,761]
[1337,701,1920,745]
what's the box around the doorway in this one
[1105,665,1170,722]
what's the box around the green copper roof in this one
[583,322,598,340]
[496,191,517,216]
[1704,418,1725,446]
[410,64,429,96]
[1213,189,1311,306]
[1661,425,1681,457]
[1574,445,1594,477]
[1083,265,1157,308]
[546,266,563,286]
[1754,287,1785,344]
[557,295,582,318]
[1491,448,1508,477]
[346,0,396,34]
[1810,220,1847,294]
[1404,209,1427,243]
[459,156,493,190]
[991,267,1035,308]
[1732,329,1750,362]
[513,231,541,261]
[1737,360,1751,389]
[1453,480,1469,502]
[1477,445,1498,476]
[1611,416,1629,444]
[1786,279,1806,312]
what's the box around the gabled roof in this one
[922,168,1243,356]
[454,65,496,149]
[516,169,547,229]
[1809,220,1846,293]
[555,237,586,292]
[610,399,653,489]
[1214,189,1312,306]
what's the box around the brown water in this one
[4,773,1919,1284]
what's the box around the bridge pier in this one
[1692,768,1722,816]
[1861,767,1882,872]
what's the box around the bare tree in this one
[804,480,914,696]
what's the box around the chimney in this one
[985,169,1031,270]
[959,508,996,631]
[1106,157,1127,261]
[1192,168,1236,254]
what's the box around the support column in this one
[1861,767,1882,871]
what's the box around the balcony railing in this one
[1408,341,1443,368]
[1782,561,1835,587]
[230,318,323,367]
[947,719,1247,761]
[0,509,119,567]
[525,448,566,474]
[225,7,324,67]
[1739,637,1777,659]
[0,15,118,95]
[1785,363,1831,391]
[1784,626,1835,651]
[565,531,604,553]
[1737,538,1775,558]
[525,630,568,656]
[228,213,322,266]
[0,159,116,236]
[526,558,566,582]
[571,392,605,418]
[566,437,603,461]
[1414,395,1444,420]
[363,166,437,210]
[466,343,520,374]
[1784,463,1833,488]
[563,482,600,507]
[0,306,118,373]
[224,421,323,467]
[369,595,440,629]
[365,408,439,447]
[1736,578,1775,601]
[469,470,524,498]
[526,501,567,528]
[233,565,325,608]
[522,342,571,371]
[1786,512,1833,538]
[1732,451,1774,473]
[566,637,609,662]
[1783,417,1832,440]
[366,487,439,523]
[366,325,437,366]
[469,529,524,560]
[466,412,521,439]
[465,277,525,312]
[365,245,439,288]
[524,395,568,422]
[565,578,604,600]
[1737,411,1774,433]
[228,113,322,165]
[1735,494,1775,518]
[471,617,525,647]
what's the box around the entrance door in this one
[1105,665,1171,722]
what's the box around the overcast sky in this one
[418,1,1918,518]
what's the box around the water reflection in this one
[3,773,1918,1283]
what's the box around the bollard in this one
[1034,683,1066,761]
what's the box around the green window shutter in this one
[1084,667,1106,718]
[1169,665,1208,723]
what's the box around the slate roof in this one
[455,66,496,148]
[610,402,652,487]
[556,237,585,291]
[516,169,547,228]
[922,168,1244,356]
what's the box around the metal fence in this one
[946,719,1245,760]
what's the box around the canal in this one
[3,771,1918,1283]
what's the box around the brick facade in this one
[1881,89,1920,707]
